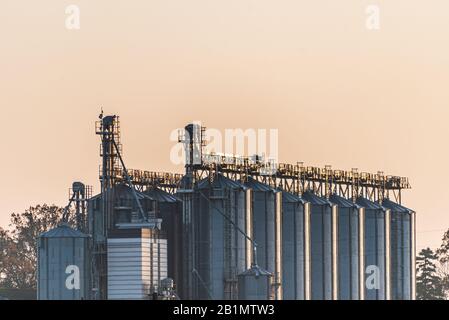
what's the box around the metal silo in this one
[38,224,90,300]
[381,198,415,300]
[244,177,282,299]
[329,194,363,300]
[191,174,248,299]
[281,191,311,300]
[146,187,183,296]
[238,264,274,300]
[356,197,390,300]
[301,191,337,300]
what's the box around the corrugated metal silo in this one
[238,265,274,300]
[281,191,310,300]
[356,197,390,300]
[38,224,90,300]
[301,191,337,300]
[329,194,363,300]
[145,187,183,296]
[244,177,282,299]
[381,198,415,300]
[191,174,248,299]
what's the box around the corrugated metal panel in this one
[382,198,413,300]
[244,178,280,298]
[302,191,334,300]
[281,191,307,300]
[107,235,167,300]
[411,211,416,300]
[356,197,388,300]
[37,225,90,300]
[329,194,362,300]
[187,174,247,300]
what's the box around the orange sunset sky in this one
[1,1,449,251]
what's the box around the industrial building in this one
[37,114,416,300]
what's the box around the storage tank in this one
[329,194,363,300]
[281,191,310,300]
[381,198,415,300]
[244,177,282,299]
[38,224,90,300]
[145,187,183,296]
[301,191,337,300]
[238,264,274,300]
[356,197,390,300]
[191,174,248,299]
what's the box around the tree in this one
[436,229,449,298]
[0,204,73,289]
[416,247,445,300]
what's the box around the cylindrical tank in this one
[281,191,310,300]
[301,191,336,300]
[356,197,390,300]
[145,187,183,296]
[381,198,414,300]
[238,265,274,300]
[191,174,248,299]
[38,224,90,300]
[329,194,363,300]
[244,177,282,299]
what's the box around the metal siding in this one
[363,206,387,300]
[411,211,416,300]
[309,203,333,300]
[38,233,90,300]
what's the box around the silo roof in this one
[381,198,414,213]
[329,194,361,209]
[39,224,88,238]
[301,191,332,205]
[197,174,246,190]
[244,177,275,192]
[90,184,155,201]
[281,190,306,204]
[146,188,180,203]
[238,264,272,277]
[356,197,384,210]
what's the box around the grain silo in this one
[145,187,183,296]
[281,190,310,300]
[38,224,90,300]
[244,177,282,299]
[381,198,415,300]
[189,174,249,299]
[356,197,390,300]
[329,194,364,300]
[301,191,337,300]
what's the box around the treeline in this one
[0,205,75,289]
